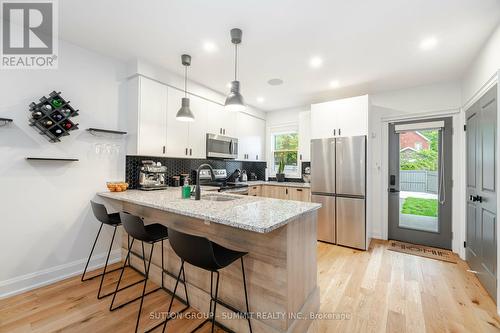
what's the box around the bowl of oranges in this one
[106,181,129,192]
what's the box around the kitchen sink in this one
[201,194,241,202]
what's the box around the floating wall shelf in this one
[26,157,79,162]
[0,118,13,126]
[87,128,127,135]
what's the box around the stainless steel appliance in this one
[311,136,366,250]
[198,168,249,195]
[206,134,238,159]
[139,160,168,191]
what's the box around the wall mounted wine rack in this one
[29,91,79,142]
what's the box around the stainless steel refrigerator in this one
[311,136,366,250]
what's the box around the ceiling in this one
[59,0,500,111]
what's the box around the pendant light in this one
[176,54,195,122]
[225,28,246,112]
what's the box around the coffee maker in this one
[138,160,168,191]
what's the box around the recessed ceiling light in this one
[257,97,265,103]
[267,78,284,86]
[309,56,323,68]
[329,80,340,88]
[203,41,217,52]
[419,37,438,51]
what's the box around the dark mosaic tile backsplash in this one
[126,155,267,189]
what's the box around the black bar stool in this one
[163,229,252,333]
[82,201,135,299]
[111,212,189,333]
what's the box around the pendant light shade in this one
[225,28,246,112]
[225,80,245,112]
[176,54,195,122]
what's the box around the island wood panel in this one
[119,201,319,333]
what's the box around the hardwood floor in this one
[1,240,499,333]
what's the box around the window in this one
[271,131,299,176]
[415,142,422,150]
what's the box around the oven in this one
[206,133,238,159]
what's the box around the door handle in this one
[388,188,400,193]
[471,195,483,203]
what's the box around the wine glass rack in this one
[29,91,79,142]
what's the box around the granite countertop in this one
[246,181,311,188]
[99,188,320,233]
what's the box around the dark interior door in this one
[466,84,497,301]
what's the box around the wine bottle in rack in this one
[31,111,43,119]
[42,119,54,128]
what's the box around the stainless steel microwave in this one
[206,133,238,159]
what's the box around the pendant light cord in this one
[184,66,188,97]
[234,44,238,81]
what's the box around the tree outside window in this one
[272,132,299,175]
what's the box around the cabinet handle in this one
[189,148,192,156]
[256,155,258,160]
[333,129,336,136]
[297,189,303,192]
[219,128,222,134]
[185,148,188,155]
[162,146,165,154]
[338,128,341,136]
[224,129,226,135]
[300,154,302,160]
[286,188,288,195]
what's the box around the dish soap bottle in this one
[182,178,191,199]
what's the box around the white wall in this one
[462,24,500,105]
[0,40,127,298]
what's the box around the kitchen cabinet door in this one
[311,95,368,139]
[288,187,311,202]
[236,112,266,161]
[299,111,311,161]
[137,76,168,156]
[335,95,368,137]
[311,101,338,139]
[166,88,189,157]
[262,185,288,199]
[187,94,210,158]
[248,185,262,196]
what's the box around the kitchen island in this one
[99,189,320,333]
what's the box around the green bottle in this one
[182,178,191,199]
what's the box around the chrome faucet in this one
[195,163,215,200]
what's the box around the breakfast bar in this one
[99,189,321,333]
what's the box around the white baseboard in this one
[0,249,122,299]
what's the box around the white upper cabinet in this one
[236,112,266,161]
[166,87,190,157]
[311,95,368,139]
[127,76,168,156]
[299,111,311,161]
[127,75,266,160]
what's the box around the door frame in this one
[387,117,453,249]
[377,109,464,257]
